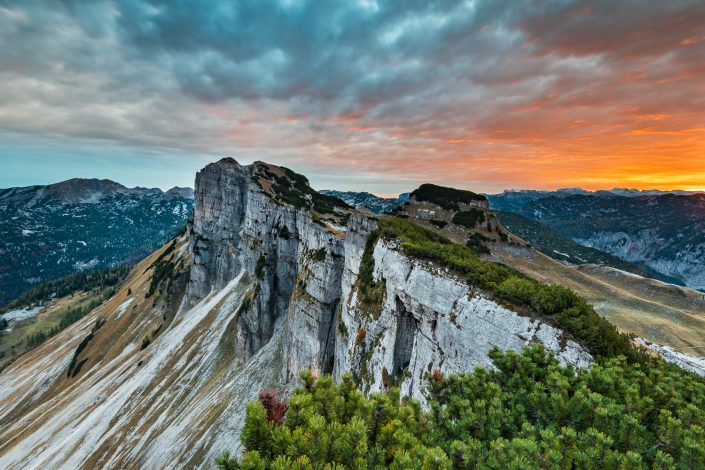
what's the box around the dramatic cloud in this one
[1,0,704,193]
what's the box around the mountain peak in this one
[410,183,487,211]
[164,186,194,199]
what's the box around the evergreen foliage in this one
[217,345,705,469]
[256,164,351,214]
[410,184,486,211]
[146,240,178,298]
[24,292,111,349]
[357,229,386,318]
[465,232,490,254]
[2,264,129,312]
[452,209,485,228]
[256,254,267,279]
[375,217,637,362]
[429,219,448,229]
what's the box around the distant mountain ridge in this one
[320,189,408,213]
[321,187,705,290]
[0,178,194,306]
[0,178,192,208]
[488,190,705,290]
[484,187,703,212]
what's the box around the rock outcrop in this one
[0,158,593,469]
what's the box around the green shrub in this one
[465,232,490,254]
[410,183,486,211]
[429,219,448,229]
[310,248,326,262]
[497,276,537,305]
[218,345,705,469]
[452,209,485,228]
[357,230,386,318]
[255,254,267,280]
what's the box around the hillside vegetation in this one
[0,184,192,306]
[0,265,129,370]
[410,184,486,211]
[1,264,129,313]
[218,345,705,469]
[373,217,637,361]
[491,192,705,290]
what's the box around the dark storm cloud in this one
[1,0,704,193]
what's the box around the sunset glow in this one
[1,1,704,194]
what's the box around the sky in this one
[1,0,704,195]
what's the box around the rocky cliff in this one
[0,159,592,469]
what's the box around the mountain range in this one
[326,188,705,291]
[487,190,705,291]
[1,159,704,468]
[320,190,408,214]
[0,179,194,306]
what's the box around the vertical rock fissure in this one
[320,299,340,374]
[392,296,418,376]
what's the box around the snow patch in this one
[2,306,43,325]
[74,258,99,270]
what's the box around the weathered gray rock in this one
[186,158,592,395]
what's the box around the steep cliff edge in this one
[0,159,594,469]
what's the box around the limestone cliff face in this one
[334,242,591,403]
[0,158,592,469]
[186,158,592,393]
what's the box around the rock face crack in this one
[392,296,419,375]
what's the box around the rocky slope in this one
[0,179,194,306]
[0,159,595,469]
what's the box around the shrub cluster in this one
[356,230,386,318]
[429,219,448,229]
[25,293,110,349]
[410,184,486,211]
[256,165,350,214]
[465,232,490,254]
[452,209,485,228]
[217,345,705,469]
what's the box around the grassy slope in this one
[493,245,705,357]
[0,289,112,371]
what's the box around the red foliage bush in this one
[258,389,288,425]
